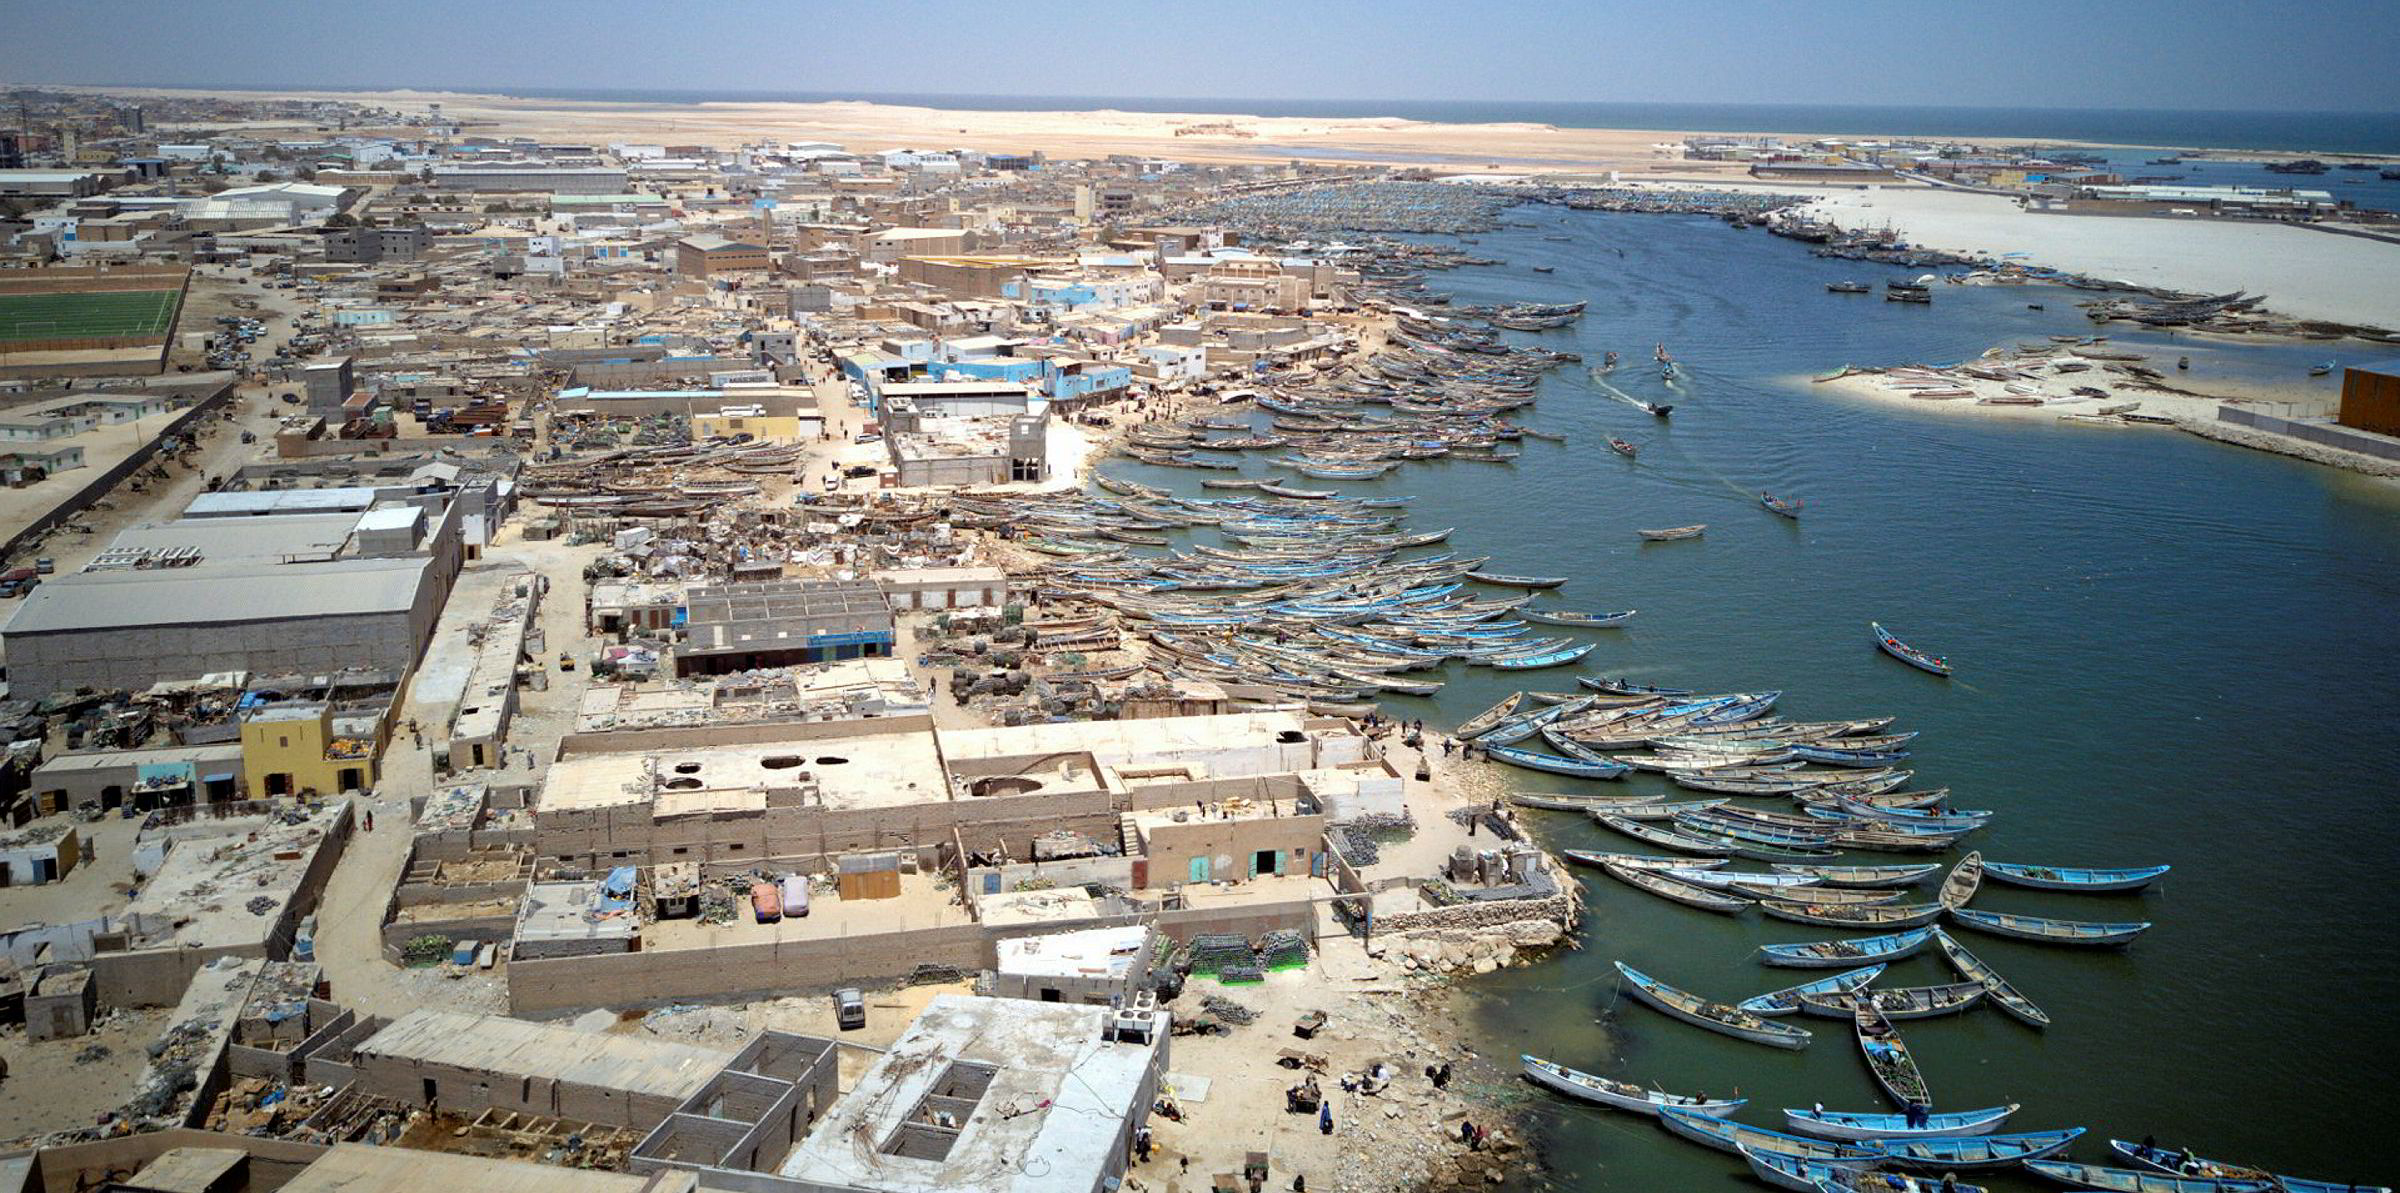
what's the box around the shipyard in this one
[0,8,2396,1193]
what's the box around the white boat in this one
[1517,1054,1746,1118]
[1784,1103,2019,1141]
[1616,961,1814,1049]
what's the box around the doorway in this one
[1187,855,1210,884]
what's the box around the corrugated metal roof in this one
[3,558,429,634]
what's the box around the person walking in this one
[1317,1101,1334,1136]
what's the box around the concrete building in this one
[0,168,120,197]
[990,924,1153,1005]
[430,164,629,193]
[675,233,770,277]
[872,566,1009,611]
[775,995,1164,1193]
[676,579,895,675]
[2338,357,2400,436]
[1,495,465,699]
[348,1008,732,1128]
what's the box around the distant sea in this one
[204,84,2400,156]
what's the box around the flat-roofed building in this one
[349,1008,732,1128]
[676,579,894,675]
[430,164,629,193]
[775,994,1164,1193]
[675,233,770,277]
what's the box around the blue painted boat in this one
[1579,676,1693,697]
[1483,743,1630,779]
[1657,1106,1875,1157]
[1745,1147,1981,1193]
[1736,965,1886,1016]
[1476,696,1596,745]
[2104,1139,2388,1193]
[2023,1159,2274,1192]
[1870,1127,2086,1168]
[1788,744,1913,768]
[1785,1103,2019,1141]
[1490,641,1596,670]
[1872,621,1953,675]
[1522,607,1638,627]
[1983,861,2172,892]
[1757,927,1936,968]
[1949,908,2151,947]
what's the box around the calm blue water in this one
[191,84,2400,155]
[1099,211,2400,1189]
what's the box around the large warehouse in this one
[1,498,465,697]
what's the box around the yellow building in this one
[693,404,810,443]
[241,703,387,797]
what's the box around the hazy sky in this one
[4,0,2394,112]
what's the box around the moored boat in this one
[1758,927,1935,968]
[1601,861,1749,913]
[1795,981,1987,1019]
[1656,1106,1876,1158]
[1875,1128,2087,1169]
[1737,965,1885,1016]
[1784,1102,2019,1141]
[1931,928,2051,1028]
[1937,851,1983,910]
[1455,691,1526,738]
[1949,908,2151,947]
[1465,571,1570,588]
[1761,899,1946,929]
[1853,1002,1930,1106]
[1615,961,1814,1048]
[2023,1158,2272,1191]
[1774,862,1940,887]
[2104,1139,2387,1193]
[1517,1054,1746,1117]
[1982,860,2171,892]
[1741,1146,1970,1192]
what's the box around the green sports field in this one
[0,288,181,344]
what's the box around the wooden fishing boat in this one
[1454,691,1526,738]
[1564,850,1728,872]
[1510,792,1661,813]
[1657,1108,1876,1160]
[1639,524,1707,541]
[1517,1054,1747,1118]
[1491,641,1596,669]
[1593,814,1728,854]
[1743,1146,1979,1192]
[1763,900,1945,929]
[1876,1129,2087,1169]
[1758,927,1935,968]
[2104,1139,2386,1193]
[1724,883,1906,907]
[1667,868,1825,893]
[1948,908,2151,947]
[1785,1103,2019,1141]
[2022,1159,2273,1192]
[1615,962,1814,1048]
[1982,861,2171,892]
[1483,743,1628,778]
[1607,437,1639,458]
[1930,928,2050,1028]
[1872,621,1953,676]
[1774,862,1940,888]
[1937,852,1983,910]
[1600,862,1748,913]
[1797,981,1987,1019]
[1465,571,1569,588]
[1761,492,1805,519]
[1578,676,1693,697]
[1606,798,1730,822]
[1737,965,1886,1016]
[1521,608,1637,627]
[1853,1002,1929,1106]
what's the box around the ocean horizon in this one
[90,82,2400,156]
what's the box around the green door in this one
[1188,855,1211,883]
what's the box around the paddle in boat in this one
[1516,1054,1747,1117]
[1758,927,1936,968]
[1872,621,1953,675]
[1983,860,2172,892]
[1949,908,2151,947]
[1614,961,1814,1048]
[1784,1102,2019,1141]
[2105,1139,2387,1193]
[1930,927,2051,1028]
[1737,965,1886,1016]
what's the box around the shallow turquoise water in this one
[1102,207,2400,1190]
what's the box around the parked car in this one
[834,988,866,1031]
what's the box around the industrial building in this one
[1,491,467,698]
[429,164,630,193]
[674,233,770,277]
[2339,358,2400,436]
[674,579,895,675]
